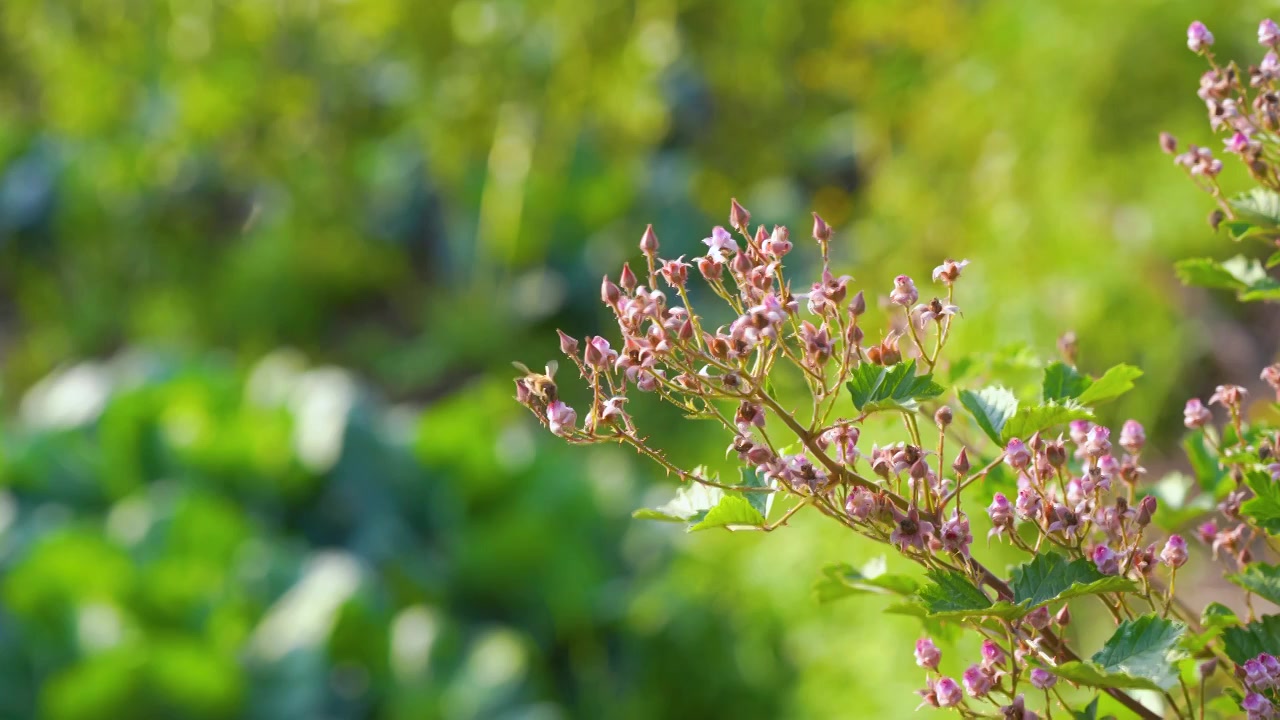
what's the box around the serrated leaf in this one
[1009,552,1138,609]
[1000,402,1093,442]
[1229,563,1280,607]
[1075,364,1142,405]
[1176,255,1280,302]
[633,482,724,522]
[1050,661,1165,691]
[1042,361,1091,402]
[1224,615,1280,664]
[915,568,1023,619]
[814,557,920,603]
[1087,615,1187,691]
[687,495,766,531]
[958,386,1019,444]
[1243,470,1280,534]
[846,360,945,413]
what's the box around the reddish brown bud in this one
[619,263,638,292]
[934,406,953,427]
[601,276,621,306]
[697,256,723,281]
[849,290,866,316]
[729,198,751,232]
[952,447,971,475]
[1054,605,1071,626]
[557,330,579,356]
[1209,209,1225,231]
[1159,131,1178,155]
[678,319,694,341]
[639,224,660,255]
[812,212,832,243]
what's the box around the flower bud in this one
[1135,494,1157,527]
[1262,19,1280,47]
[1199,658,1218,679]
[731,249,753,275]
[1120,419,1146,455]
[1184,398,1212,428]
[639,224,660,255]
[1159,131,1178,154]
[729,198,750,232]
[914,638,941,670]
[952,447,971,475]
[889,274,918,306]
[1161,534,1188,568]
[619,262,638,292]
[557,329,579,356]
[1045,438,1067,468]
[1187,21,1214,53]
[1054,604,1071,626]
[981,639,1006,668]
[1004,438,1031,470]
[697,256,723,282]
[962,664,994,698]
[934,677,962,708]
[812,212,832,243]
[1208,208,1226,231]
[848,291,866,318]
[934,406,953,428]
[1091,544,1120,575]
[1025,606,1051,630]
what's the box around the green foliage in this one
[1201,602,1241,630]
[1009,552,1137,609]
[845,360,944,413]
[1055,615,1187,692]
[1074,365,1143,405]
[1228,563,1280,607]
[1143,474,1214,532]
[687,496,768,531]
[1242,471,1280,534]
[634,471,771,531]
[1042,362,1090,402]
[1226,188,1280,238]
[1183,431,1230,498]
[959,385,1091,444]
[633,480,725,523]
[916,569,1025,620]
[1175,256,1280,302]
[1223,615,1280,664]
[814,557,919,603]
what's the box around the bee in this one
[512,360,559,406]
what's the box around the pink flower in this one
[1068,420,1091,446]
[1243,691,1273,718]
[1120,420,1146,455]
[889,274,919,306]
[845,487,877,520]
[702,226,738,262]
[1046,503,1084,539]
[584,336,618,370]
[932,258,969,285]
[981,639,1007,668]
[1187,21,1214,53]
[934,677,962,707]
[598,396,628,424]
[1209,384,1247,409]
[892,505,935,552]
[1015,488,1041,521]
[657,256,691,288]
[547,400,577,436]
[962,664,994,697]
[987,493,1014,539]
[915,637,941,670]
[763,226,792,258]
[1262,19,1280,47]
[1184,398,1212,428]
[1029,668,1057,690]
[1092,544,1120,575]
[1083,425,1111,458]
[937,510,973,557]
[1005,438,1031,469]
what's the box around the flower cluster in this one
[1240,652,1280,719]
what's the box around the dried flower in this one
[1210,384,1247,409]
[1029,668,1057,690]
[1092,544,1120,575]
[892,505,935,551]
[932,258,969,285]
[1184,398,1212,428]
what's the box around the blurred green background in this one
[0,1,1274,718]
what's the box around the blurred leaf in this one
[814,557,919,603]
[1183,431,1228,497]
[1175,256,1280,302]
[633,482,723,523]
[1042,362,1090,402]
[958,386,1019,444]
[846,360,944,414]
[1075,364,1142,405]
[1175,257,1248,290]
[740,468,776,520]
[1000,402,1092,443]
[1143,473,1213,531]
[1268,250,1280,268]
[1228,563,1280,607]
[1009,552,1137,609]
[1223,615,1280,664]
[1202,602,1240,630]
[1072,697,1100,720]
[1230,188,1280,230]
[687,495,766,531]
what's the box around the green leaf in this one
[914,568,1025,620]
[1074,364,1142,405]
[687,495,766,531]
[1224,615,1280,664]
[1175,257,1248,290]
[739,468,776,521]
[1229,563,1280,607]
[1243,470,1280,534]
[633,481,723,522]
[1268,250,1280,269]
[1050,661,1165,691]
[1201,602,1240,630]
[1042,361,1091,402]
[845,360,945,413]
[1009,552,1138,609]
[1072,697,1100,720]
[1000,402,1093,442]
[1182,431,1227,497]
[1087,615,1187,691]
[958,386,1019,444]
[1230,188,1280,229]
[814,557,919,603]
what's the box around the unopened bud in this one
[849,290,866,316]
[731,250,753,275]
[678,319,694,341]
[952,447,971,475]
[619,263,638,292]
[639,224,660,255]
[697,256,723,281]
[1054,605,1071,626]
[934,406,953,427]
[1209,209,1226,231]
[557,330,579,356]
[812,212,832,243]
[1046,439,1067,468]
[1199,658,1218,679]
[1136,495,1157,527]
[729,198,751,233]
[1159,132,1178,155]
[602,276,621,306]
[910,458,930,481]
